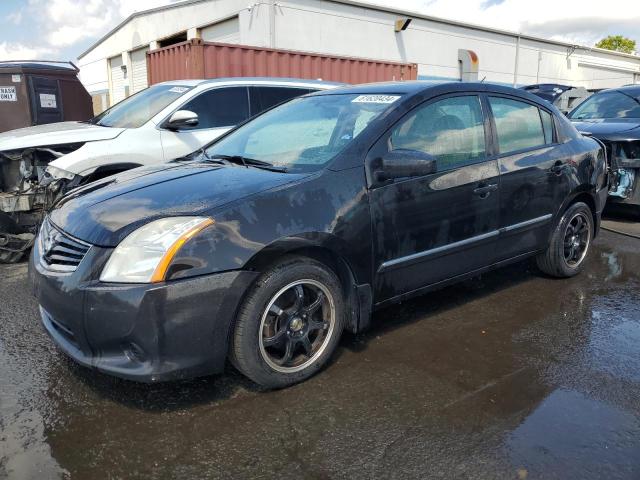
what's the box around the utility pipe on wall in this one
[513,35,520,87]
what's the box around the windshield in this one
[205,93,400,172]
[569,91,640,120]
[91,84,193,128]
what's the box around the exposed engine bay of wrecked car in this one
[0,143,84,262]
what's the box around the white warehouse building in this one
[78,0,640,109]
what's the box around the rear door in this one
[28,76,63,125]
[368,94,501,302]
[159,86,250,160]
[487,95,572,260]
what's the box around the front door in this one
[160,86,250,160]
[368,94,501,303]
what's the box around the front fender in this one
[164,167,373,285]
[51,128,164,176]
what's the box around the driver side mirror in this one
[165,110,199,130]
[376,149,437,182]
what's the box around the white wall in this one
[270,0,640,89]
[78,0,640,96]
[201,16,240,43]
[78,57,109,94]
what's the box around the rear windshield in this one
[91,84,193,128]
[205,93,400,172]
[569,91,640,120]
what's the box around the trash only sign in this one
[0,86,17,102]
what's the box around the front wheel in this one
[536,202,593,278]
[230,256,345,389]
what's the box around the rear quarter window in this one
[540,109,555,144]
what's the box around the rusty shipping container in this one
[0,62,93,134]
[147,39,417,85]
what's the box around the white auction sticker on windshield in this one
[351,95,400,104]
[169,87,189,93]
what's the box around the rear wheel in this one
[536,202,593,278]
[230,256,345,388]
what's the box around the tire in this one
[230,256,345,389]
[536,202,594,278]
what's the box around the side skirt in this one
[373,250,541,310]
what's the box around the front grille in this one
[39,218,90,273]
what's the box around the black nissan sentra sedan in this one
[30,82,608,388]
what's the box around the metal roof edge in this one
[78,0,209,60]
[329,0,640,60]
[78,0,640,63]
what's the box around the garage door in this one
[130,47,149,94]
[109,55,127,105]
[201,17,240,43]
[578,62,636,89]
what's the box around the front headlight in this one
[100,216,214,283]
[44,165,76,181]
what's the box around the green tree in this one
[595,35,636,54]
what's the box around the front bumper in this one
[29,242,257,382]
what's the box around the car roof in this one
[311,80,549,103]
[158,77,344,89]
[312,80,447,95]
[597,84,640,98]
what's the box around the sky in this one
[1,0,640,62]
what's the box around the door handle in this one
[550,161,566,175]
[473,183,498,198]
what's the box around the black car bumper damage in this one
[29,244,257,383]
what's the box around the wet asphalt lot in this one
[1,228,639,479]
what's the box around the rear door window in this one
[389,95,486,171]
[489,97,546,154]
[180,87,249,129]
[249,86,311,115]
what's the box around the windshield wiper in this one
[207,154,288,172]
[172,147,221,164]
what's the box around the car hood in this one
[570,119,640,137]
[50,162,307,247]
[0,121,124,151]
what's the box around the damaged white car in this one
[0,78,338,262]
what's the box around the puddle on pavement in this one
[507,388,640,479]
[1,233,639,479]
[590,293,640,383]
